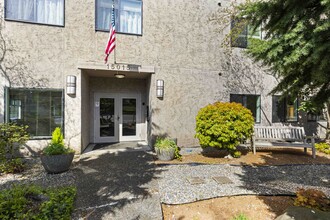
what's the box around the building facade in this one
[0,0,326,154]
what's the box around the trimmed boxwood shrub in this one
[195,102,254,154]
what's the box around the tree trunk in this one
[325,103,330,141]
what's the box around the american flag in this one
[104,1,116,63]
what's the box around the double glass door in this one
[94,93,141,143]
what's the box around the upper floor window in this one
[5,0,64,26]
[307,111,326,122]
[230,94,261,123]
[6,88,64,138]
[96,0,142,35]
[231,19,261,48]
[272,95,298,123]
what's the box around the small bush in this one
[51,127,64,146]
[195,102,254,155]
[0,184,76,219]
[43,127,74,156]
[43,143,74,155]
[0,123,29,174]
[154,137,182,160]
[294,188,330,211]
[315,142,330,155]
[0,158,25,174]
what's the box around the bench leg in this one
[304,147,307,154]
[252,136,256,155]
[312,147,316,159]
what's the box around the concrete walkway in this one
[72,149,162,220]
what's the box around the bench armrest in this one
[304,136,316,145]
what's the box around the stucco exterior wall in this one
[0,0,326,152]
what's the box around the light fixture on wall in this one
[114,73,125,78]
[66,75,76,95]
[156,79,164,98]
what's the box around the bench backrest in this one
[254,126,306,141]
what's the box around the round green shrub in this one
[195,102,254,152]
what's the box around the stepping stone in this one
[212,176,233,184]
[186,177,205,185]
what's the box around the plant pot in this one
[40,153,74,174]
[155,147,175,161]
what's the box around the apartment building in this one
[0,0,326,154]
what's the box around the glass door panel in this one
[99,98,115,137]
[122,98,136,136]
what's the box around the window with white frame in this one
[231,19,262,48]
[6,88,64,138]
[96,0,142,35]
[5,0,64,26]
[272,95,298,122]
[230,94,261,123]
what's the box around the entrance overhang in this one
[78,61,154,79]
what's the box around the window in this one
[5,0,64,26]
[6,88,64,138]
[96,0,142,35]
[230,94,261,123]
[272,96,298,122]
[231,19,261,48]
[307,111,326,122]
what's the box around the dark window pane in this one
[230,94,261,123]
[8,89,63,138]
[272,96,285,122]
[246,95,261,123]
[99,98,115,137]
[231,19,248,48]
[230,94,243,104]
[122,98,136,136]
[307,112,317,122]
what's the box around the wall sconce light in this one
[66,75,76,95]
[156,79,164,98]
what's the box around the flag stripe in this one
[104,1,116,63]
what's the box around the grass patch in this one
[0,184,76,219]
[232,213,249,220]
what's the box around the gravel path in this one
[158,164,330,204]
[0,158,76,190]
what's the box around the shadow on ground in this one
[237,149,330,217]
[157,147,330,218]
[72,150,163,220]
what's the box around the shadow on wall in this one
[219,51,274,124]
[72,151,163,219]
[0,10,49,88]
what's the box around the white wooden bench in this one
[252,126,316,158]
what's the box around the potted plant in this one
[154,137,181,161]
[40,127,75,174]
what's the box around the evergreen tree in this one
[237,0,330,137]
